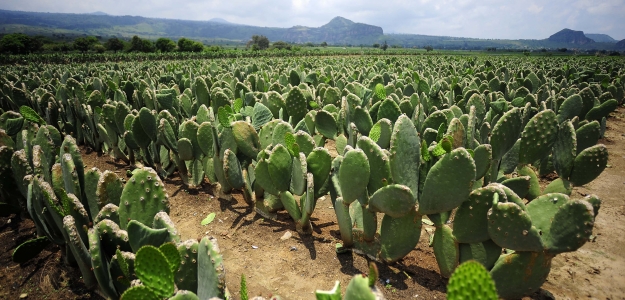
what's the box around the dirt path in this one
[543,106,625,300]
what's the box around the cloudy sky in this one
[2,0,624,40]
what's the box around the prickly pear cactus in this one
[118,168,169,229]
[447,261,497,300]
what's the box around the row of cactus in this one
[1,55,623,298]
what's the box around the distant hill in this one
[616,39,625,49]
[0,9,622,50]
[585,34,616,43]
[88,11,109,16]
[208,18,233,24]
[548,29,594,45]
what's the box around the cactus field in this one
[1,54,625,299]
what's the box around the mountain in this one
[208,18,232,24]
[0,9,622,50]
[616,39,625,49]
[282,16,383,44]
[548,28,594,45]
[584,34,616,43]
[88,11,109,16]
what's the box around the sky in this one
[2,0,625,40]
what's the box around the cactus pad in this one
[569,144,608,186]
[338,149,370,204]
[487,194,543,252]
[454,185,506,244]
[490,107,523,161]
[447,260,497,300]
[368,184,416,218]
[490,251,553,299]
[134,245,174,298]
[419,148,475,215]
[379,208,421,263]
[389,115,420,197]
[519,110,558,164]
[432,224,459,278]
[118,167,169,229]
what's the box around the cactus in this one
[197,236,227,299]
[118,167,169,229]
[447,261,497,300]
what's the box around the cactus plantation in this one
[0,54,623,299]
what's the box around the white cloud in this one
[0,0,624,40]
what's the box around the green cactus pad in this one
[110,250,134,294]
[353,106,373,136]
[131,115,152,149]
[584,194,601,217]
[254,157,278,195]
[279,191,302,222]
[501,176,530,199]
[432,224,459,278]
[223,149,244,189]
[473,144,492,180]
[12,236,51,264]
[543,177,572,195]
[96,170,123,208]
[88,227,118,299]
[176,239,199,293]
[127,220,171,252]
[569,144,608,186]
[11,150,32,199]
[94,203,120,225]
[339,149,370,204]
[487,194,543,252]
[356,136,391,194]
[138,107,158,142]
[169,290,200,300]
[96,219,131,256]
[153,212,181,243]
[575,121,600,154]
[517,166,540,201]
[271,121,294,147]
[379,208,421,263]
[196,122,214,157]
[306,147,331,197]
[285,87,307,125]
[252,102,274,131]
[519,110,558,165]
[368,184,416,218]
[334,197,353,247]
[134,245,174,298]
[118,167,169,229]
[267,144,292,192]
[315,110,338,139]
[490,107,523,161]
[447,260,498,300]
[454,185,506,244]
[180,120,202,160]
[389,115,420,198]
[232,121,260,159]
[490,251,553,299]
[294,131,316,157]
[585,99,617,122]
[553,120,576,180]
[315,281,341,300]
[63,216,97,289]
[529,195,594,254]
[421,110,448,135]
[557,94,583,123]
[197,236,226,299]
[457,240,502,270]
[158,242,181,274]
[377,98,402,124]
[419,148,476,215]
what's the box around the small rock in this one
[290,246,297,251]
[280,231,292,240]
[251,245,258,249]
[20,293,27,299]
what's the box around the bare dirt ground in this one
[1,107,624,300]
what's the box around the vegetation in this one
[0,53,623,299]
[247,35,270,50]
[155,38,177,53]
[0,33,44,54]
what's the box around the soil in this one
[1,107,624,300]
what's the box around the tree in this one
[141,39,155,53]
[178,38,204,52]
[424,46,434,52]
[155,38,176,52]
[129,35,143,52]
[372,43,380,48]
[0,33,44,54]
[321,41,328,47]
[381,40,388,51]
[247,35,269,50]
[271,41,291,50]
[73,36,99,53]
[105,37,125,53]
